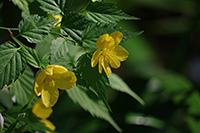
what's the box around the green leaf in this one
[62,12,90,30]
[52,40,85,71]
[82,23,141,50]
[109,73,145,105]
[56,0,72,13]
[37,0,62,15]
[0,89,13,109]
[18,15,57,43]
[186,91,200,116]
[35,27,60,58]
[2,109,50,133]
[0,41,26,90]
[85,2,139,24]
[10,67,34,106]
[186,116,200,133]
[11,0,30,14]
[61,28,82,44]
[66,85,122,132]
[11,36,42,68]
[154,72,193,103]
[50,37,68,64]
[76,53,111,110]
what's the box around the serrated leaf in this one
[109,73,145,105]
[76,53,111,111]
[11,36,42,68]
[56,0,72,13]
[10,66,34,106]
[85,2,139,24]
[82,23,141,50]
[37,0,62,15]
[50,37,68,64]
[0,41,26,90]
[35,27,60,58]
[66,85,122,132]
[11,0,30,14]
[61,28,82,44]
[19,15,57,43]
[82,23,117,40]
[0,89,13,109]
[2,108,50,133]
[62,12,90,30]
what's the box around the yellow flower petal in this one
[96,34,115,49]
[54,71,77,90]
[110,31,123,46]
[32,99,53,119]
[40,119,56,133]
[100,55,112,76]
[41,82,59,108]
[91,49,102,67]
[111,45,129,61]
[92,0,102,2]
[34,71,46,96]
[44,66,54,76]
[51,65,68,75]
[104,53,121,69]
[53,14,62,27]
[98,55,103,74]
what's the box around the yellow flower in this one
[32,98,53,119]
[40,119,56,133]
[92,0,102,2]
[53,14,62,27]
[32,99,55,133]
[34,65,77,108]
[91,31,129,76]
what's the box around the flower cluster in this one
[33,31,128,132]
[34,65,77,108]
[91,31,129,76]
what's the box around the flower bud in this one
[17,113,26,122]
[0,113,4,133]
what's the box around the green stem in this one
[20,91,35,113]
[28,15,37,29]
[0,26,19,30]
[6,91,35,132]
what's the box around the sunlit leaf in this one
[85,2,139,24]
[50,37,68,64]
[12,37,42,68]
[37,0,62,15]
[109,73,145,105]
[10,67,34,106]
[66,85,122,132]
[19,15,57,43]
[0,41,26,89]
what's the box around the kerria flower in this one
[92,0,102,2]
[32,99,55,133]
[53,14,62,27]
[91,31,129,76]
[34,65,77,108]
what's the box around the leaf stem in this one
[0,26,19,31]
[28,15,37,29]
[6,91,35,132]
